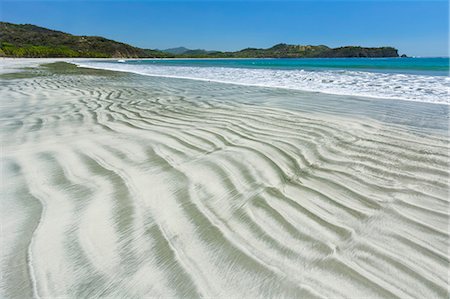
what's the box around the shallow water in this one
[1,63,449,298]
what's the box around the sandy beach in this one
[1,60,449,298]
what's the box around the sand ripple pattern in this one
[1,70,449,298]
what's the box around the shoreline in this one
[3,60,447,135]
[1,58,449,106]
[73,59,450,105]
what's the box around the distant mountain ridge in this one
[0,22,400,58]
[227,43,399,58]
[162,47,191,55]
[162,47,218,55]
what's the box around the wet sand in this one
[1,61,449,298]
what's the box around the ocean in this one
[78,57,450,104]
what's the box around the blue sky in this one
[1,1,448,56]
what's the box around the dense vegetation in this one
[0,22,172,58]
[1,22,400,58]
[172,44,399,58]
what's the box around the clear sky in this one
[1,0,448,57]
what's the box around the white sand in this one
[1,60,449,298]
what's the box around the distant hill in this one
[164,43,399,58]
[162,47,219,56]
[0,22,172,58]
[162,47,190,54]
[191,44,399,58]
[0,22,400,58]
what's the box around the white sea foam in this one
[76,60,450,104]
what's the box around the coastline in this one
[4,57,447,105]
[0,58,450,105]
[1,59,449,127]
[74,58,450,105]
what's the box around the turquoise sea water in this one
[127,57,449,76]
